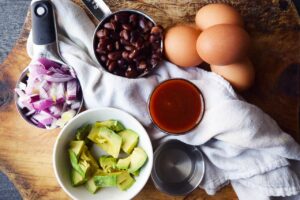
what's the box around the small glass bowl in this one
[148,78,205,135]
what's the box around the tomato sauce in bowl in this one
[149,79,204,135]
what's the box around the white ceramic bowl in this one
[53,107,153,200]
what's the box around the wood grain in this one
[0,0,299,199]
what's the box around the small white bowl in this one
[53,107,153,200]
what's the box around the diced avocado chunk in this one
[118,129,139,154]
[69,150,86,177]
[85,169,105,194]
[128,147,148,173]
[80,146,99,175]
[95,120,125,132]
[76,124,92,140]
[94,174,118,187]
[71,169,87,186]
[69,140,85,158]
[117,172,135,191]
[78,159,91,178]
[86,177,100,194]
[76,124,92,146]
[88,126,122,158]
[99,156,117,173]
[116,156,131,170]
[69,143,99,179]
[131,169,140,177]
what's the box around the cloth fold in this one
[27,0,300,199]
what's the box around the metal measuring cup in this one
[83,0,164,78]
[15,0,83,129]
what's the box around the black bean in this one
[96,29,109,38]
[120,29,129,40]
[122,24,132,31]
[104,22,116,30]
[108,61,117,72]
[108,51,122,60]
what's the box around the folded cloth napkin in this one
[27,0,300,199]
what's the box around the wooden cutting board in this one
[0,0,299,199]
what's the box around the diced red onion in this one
[38,58,61,70]
[69,67,76,78]
[32,111,54,126]
[49,105,62,118]
[15,58,81,129]
[19,82,27,91]
[32,99,54,111]
[29,94,40,103]
[15,88,27,99]
[40,80,51,91]
[25,76,37,94]
[66,80,77,100]
[44,73,74,82]
[39,87,49,99]
[56,82,65,103]
[17,98,25,109]
[48,66,67,74]
[29,62,49,76]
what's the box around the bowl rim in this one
[52,107,153,200]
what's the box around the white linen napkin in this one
[27,0,300,199]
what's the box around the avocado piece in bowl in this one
[117,171,135,191]
[99,156,117,173]
[94,173,119,187]
[131,169,140,177]
[75,124,92,146]
[69,141,99,179]
[80,146,99,172]
[128,147,148,173]
[95,120,125,132]
[71,168,87,186]
[88,126,122,158]
[118,129,139,154]
[69,149,89,177]
[85,169,104,194]
[69,140,85,158]
[116,156,131,170]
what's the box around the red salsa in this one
[149,79,204,134]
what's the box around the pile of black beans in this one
[95,11,163,78]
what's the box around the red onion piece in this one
[56,82,65,103]
[32,99,54,111]
[66,80,77,100]
[44,73,74,82]
[49,105,62,118]
[32,111,54,126]
[38,58,61,70]
[39,87,49,99]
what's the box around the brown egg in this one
[195,4,243,30]
[210,58,255,91]
[196,24,250,65]
[164,24,203,67]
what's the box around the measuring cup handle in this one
[31,0,56,45]
[81,0,112,21]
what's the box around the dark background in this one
[0,0,299,199]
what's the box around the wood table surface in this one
[0,0,299,199]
